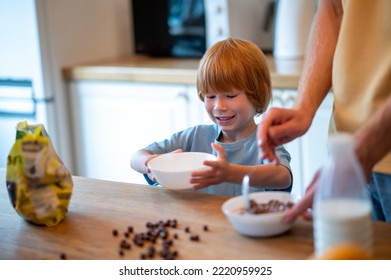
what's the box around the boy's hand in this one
[145,149,183,183]
[190,143,229,189]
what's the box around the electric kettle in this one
[274,0,317,59]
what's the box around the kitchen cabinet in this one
[69,81,207,184]
[270,89,333,197]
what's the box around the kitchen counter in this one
[62,54,303,89]
[1,168,391,260]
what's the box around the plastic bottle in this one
[313,133,373,258]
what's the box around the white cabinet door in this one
[301,93,333,188]
[186,86,214,125]
[70,81,191,184]
[270,90,303,198]
[270,90,333,197]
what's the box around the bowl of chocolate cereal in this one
[222,191,295,237]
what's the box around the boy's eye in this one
[205,95,216,99]
[226,95,237,99]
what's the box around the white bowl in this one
[147,152,217,189]
[222,191,295,237]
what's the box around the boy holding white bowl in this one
[131,38,292,196]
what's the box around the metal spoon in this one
[241,174,251,211]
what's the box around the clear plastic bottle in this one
[313,133,373,257]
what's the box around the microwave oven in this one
[131,0,276,58]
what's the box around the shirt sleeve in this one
[264,145,293,192]
[275,145,291,171]
[144,126,197,154]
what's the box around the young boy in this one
[131,38,292,196]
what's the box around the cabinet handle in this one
[176,92,190,103]
[272,92,296,108]
[272,95,284,107]
[286,94,295,107]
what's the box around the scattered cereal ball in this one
[190,234,199,241]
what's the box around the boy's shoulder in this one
[175,124,219,141]
[181,124,218,134]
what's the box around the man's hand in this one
[257,107,312,163]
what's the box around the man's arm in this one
[355,96,391,179]
[294,0,343,115]
[257,0,344,162]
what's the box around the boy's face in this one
[204,89,257,142]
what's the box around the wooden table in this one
[1,168,391,260]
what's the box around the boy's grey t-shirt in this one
[145,124,292,196]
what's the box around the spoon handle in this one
[242,174,251,210]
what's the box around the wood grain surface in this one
[1,169,390,260]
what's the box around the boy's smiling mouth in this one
[215,115,236,126]
[215,115,236,123]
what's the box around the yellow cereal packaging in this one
[6,121,73,226]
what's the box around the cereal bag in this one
[6,121,73,226]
